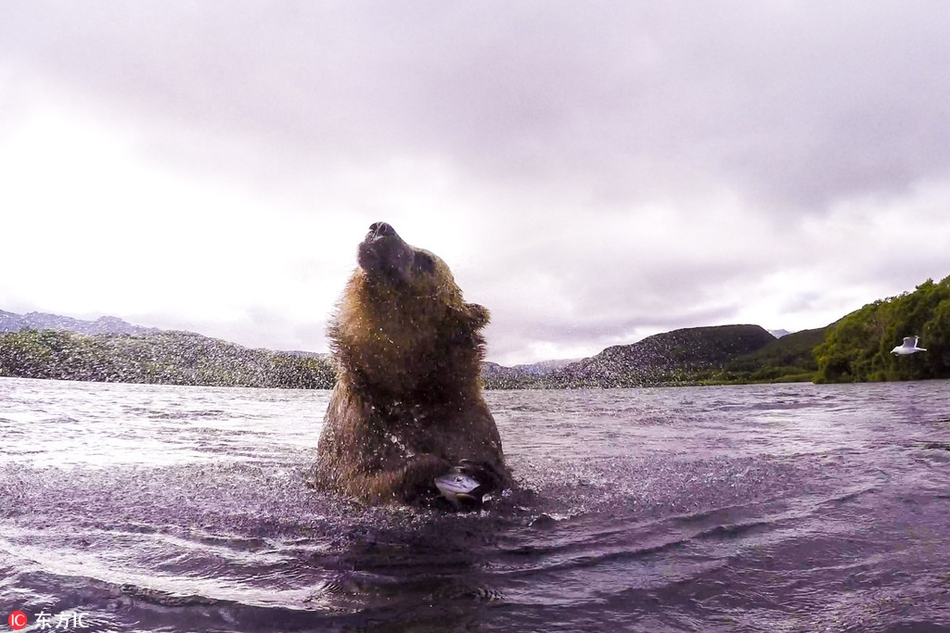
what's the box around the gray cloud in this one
[2,2,950,364]
[6,2,949,208]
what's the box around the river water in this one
[1,376,949,632]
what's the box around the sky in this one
[2,2,950,366]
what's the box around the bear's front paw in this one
[398,454,452,503]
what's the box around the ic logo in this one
[7,611,27,630]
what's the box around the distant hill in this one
[514,358,579,374]
[29,293,950,389]
[484,274,950,388]
[482,358,579,388]
[814,275,950,383]
[0,308,834,389]
[719,326,828,383]
[549,324,778,387]
[482,324,792,388]
[0,310,160,336]
[0,312,335,389]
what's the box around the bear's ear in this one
[462,302,490,331]
[417,252,437,275]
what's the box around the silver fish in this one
[434,462,493,508]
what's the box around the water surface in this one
[2,377,949,631]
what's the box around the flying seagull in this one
[891,336,927,355]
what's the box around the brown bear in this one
[315,222,512,506]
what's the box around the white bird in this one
[891,336,927,355]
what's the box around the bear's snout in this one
[368,222,398,240]
[358,221,414,282]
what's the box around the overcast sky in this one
[2,2,949,365]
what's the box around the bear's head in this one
[330,222,490,398]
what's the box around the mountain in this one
[0,310,159,336]
[814,275,950,383]
[0,328,335,389]
[0,308,828,389]
[8,272,947,389]
[482,325,830,388]
[481,358,581,388]
[482,324,790,388]
[720,326,828,382]
[548,324,777,387]
[0,311,334,389]
[513,358,579,374]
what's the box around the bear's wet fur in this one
[315,222,511,506]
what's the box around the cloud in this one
[2,2,950,365]
[6,2,949,209]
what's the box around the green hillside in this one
[4,274,948,390]
[712,327,827,384]
[516,324,780,388]
[814,275,950,383]
[0,328,335,389]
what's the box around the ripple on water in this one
[2,379,950,631]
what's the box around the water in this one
[2,377,950,632]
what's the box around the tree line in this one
[0,329,336,389]
[3,274,948,390]
[815,275,950,382]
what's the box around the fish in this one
[434,460,500,510]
